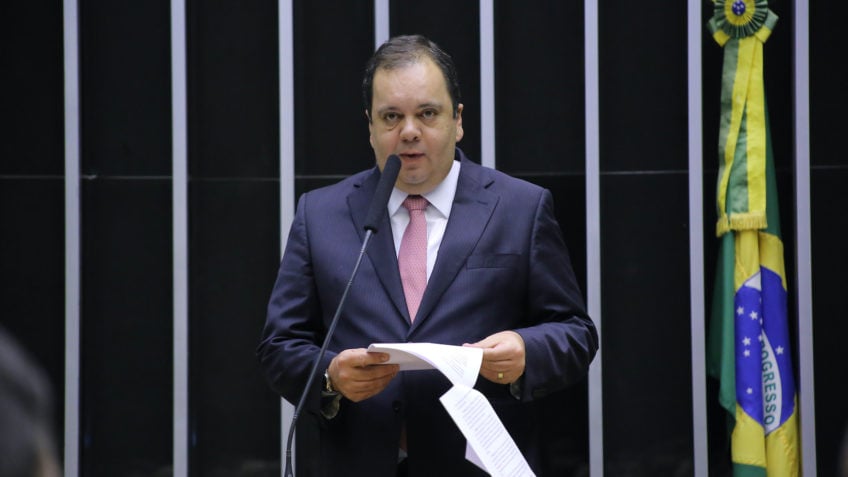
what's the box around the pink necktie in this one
[398,195,428,322]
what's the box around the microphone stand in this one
[283,230,375,477]
[282,153,399,477]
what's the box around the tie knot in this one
[402,195,429,212]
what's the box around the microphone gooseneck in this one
[283,154,401,477]
[363,155,401,233]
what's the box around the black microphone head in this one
[363,155,401,233]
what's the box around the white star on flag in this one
[737,306,744,316]
[747,388,753,394]
[742,337,751,346]
[743,349,750,357]
[776,346,784,355]
[749,310,758,320]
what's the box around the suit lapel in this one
[348,168,410,323]
[412,158,498,332]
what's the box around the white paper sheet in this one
[367,342,535,476]
[439,386,535,477]
[367,342,482,387]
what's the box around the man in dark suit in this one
[257,34,598,476]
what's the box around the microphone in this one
[364,155,401,232]
[283,154,401,477]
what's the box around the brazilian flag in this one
[706,1,800,476]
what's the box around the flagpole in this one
[792,0,817,475]
[584,0,603,475]
[687,0,708,475]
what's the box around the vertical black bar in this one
[78,2,174,474]
[187,1,281,474]
[599,0,694,473]
[0,2,67,467]
[494,3,590,471]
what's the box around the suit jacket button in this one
[392,400,402,412]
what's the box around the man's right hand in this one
[327,349,399,402]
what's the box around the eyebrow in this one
[375,102,444,116]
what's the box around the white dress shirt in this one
[387,159,461,281]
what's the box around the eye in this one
[382,112,400,124]
[419,109,437,120]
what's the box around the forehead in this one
[371,58,449,106]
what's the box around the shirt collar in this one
[388,159,461,219]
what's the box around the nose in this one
[399,117,420,142]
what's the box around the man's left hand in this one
[463,331,526,384]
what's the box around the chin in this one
[400,173,425,185]
[400,181,429,193]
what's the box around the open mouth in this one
[399,152,424,161]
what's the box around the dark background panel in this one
[810,1,848,168]
[0,178,66,454]
[809,1,848,472]
[80,179,173,476]
[518,174,588,298]
[599,0,688,173]
[601,173,694,475]
[188,0,280,179]
[188,179,281,476]
[0,1,67,466]
[701,2,725,181]
[79,1,171,177]
[390,0,482,164]
[293,0,375,177]
[538,382,590,475]
[494,1,585,174]
[295,177,346,198]
[809,168,848,477]
[0,3,64,175]
[599,4,695,471]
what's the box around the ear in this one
[454,103,464,142]
[366,110,375,148]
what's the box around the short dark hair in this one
[362,35,462,119]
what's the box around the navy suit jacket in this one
[258,149,598,477]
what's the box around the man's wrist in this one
[321,368,341,419]
[323,368,338,395]
[509,374,525,400]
